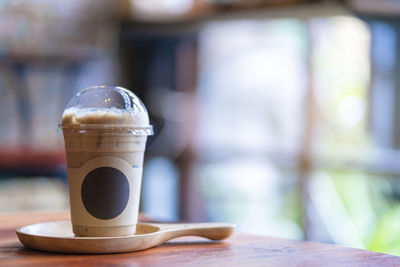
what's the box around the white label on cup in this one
[67,156,142,227]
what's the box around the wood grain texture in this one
[1,212,400,266]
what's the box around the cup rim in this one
[59,124,153,136]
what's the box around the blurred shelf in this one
[0,51,99,65]
[0,147,66,176]
[121,1,349,27]
[118,1,351,39]
[348,0,400,17]
[122,0,400,25]
[197,2,348,22]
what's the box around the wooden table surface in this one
[1,212,400,266]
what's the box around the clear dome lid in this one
[61,86,152,135]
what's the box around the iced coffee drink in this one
[60,86,152,237]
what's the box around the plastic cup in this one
[60,86,152,237]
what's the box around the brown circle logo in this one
[81,167,130,220]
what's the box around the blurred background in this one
[2,0,400,256]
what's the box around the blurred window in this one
[196,19,307,238]
[193,16,397,253]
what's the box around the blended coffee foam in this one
[62,107,149,126]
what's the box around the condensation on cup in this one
[60,86,153,237]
